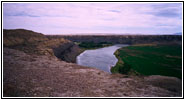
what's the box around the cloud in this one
[108,10,121,13]
[145,3,182,18]
[3,3,182,35]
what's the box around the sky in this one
[3,3,182,35]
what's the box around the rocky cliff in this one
[52,42,82,63]
[3,29,182,97]
[3,29,81,63]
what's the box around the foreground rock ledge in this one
[3,48,182,97]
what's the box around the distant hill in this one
[48,34,182,44]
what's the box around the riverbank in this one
[111,49,139,75]
[111,43,182,79]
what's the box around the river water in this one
[77,44,128,73]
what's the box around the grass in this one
[111,44,182,79]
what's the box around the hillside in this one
[47,35,182,44]
[3,29,81,63]
[3,29,182,97]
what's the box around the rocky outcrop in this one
[52,42,82,63]
[3,29,81,63]
[3,48,182,97]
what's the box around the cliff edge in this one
[3,29,81,63]
[3,29,182,97]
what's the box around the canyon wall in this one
[47,35,182,44]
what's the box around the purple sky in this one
[3,3,182,35]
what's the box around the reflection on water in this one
[77,44,128,73]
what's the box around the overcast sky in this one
[3,3,182,35]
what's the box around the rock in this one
[144,75,182,94]
[3,29,82,63]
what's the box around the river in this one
[77,44,128,73]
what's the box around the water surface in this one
[77,44,128,73]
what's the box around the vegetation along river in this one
[77,44,128,73]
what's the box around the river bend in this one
[77,44,128,73]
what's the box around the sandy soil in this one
[3,48,182,97]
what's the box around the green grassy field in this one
[111,44,182,79]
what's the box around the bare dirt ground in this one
[3,47,182,97]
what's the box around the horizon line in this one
[3,28,182,36]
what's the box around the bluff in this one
[3,29,81,63]
[47,35,182,44]
[3,29,182,97]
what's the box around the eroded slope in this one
[3,29,182,97]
